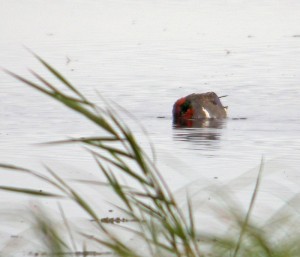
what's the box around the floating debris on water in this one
[90,217,137,224]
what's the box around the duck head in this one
[173,92,228,122]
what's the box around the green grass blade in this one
[32,53,87,101]
[3,69,53,97]
[233,157,265,257]
[0,186,64,198]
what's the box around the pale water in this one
[1,0,300,254]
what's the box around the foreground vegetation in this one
[1,54,300,256]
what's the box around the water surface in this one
[1,0,300,254]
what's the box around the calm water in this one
[1,0,300,254]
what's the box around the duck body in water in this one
[173,92,228,121]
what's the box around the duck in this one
[173,92,228,121]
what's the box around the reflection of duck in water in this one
[173,92,227,127]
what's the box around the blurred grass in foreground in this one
[1,55,300,257]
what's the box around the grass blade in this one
[233,157,265,257]
[0,186,63,198]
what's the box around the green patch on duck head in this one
[181,100,191,114]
